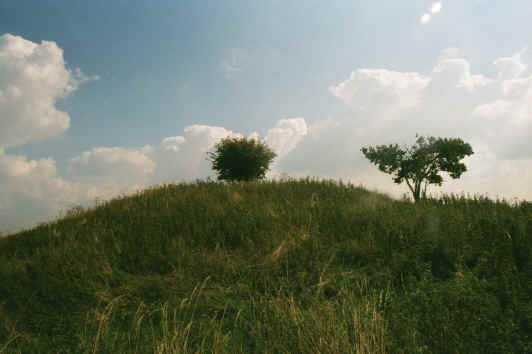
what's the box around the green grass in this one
[0,178,531,353]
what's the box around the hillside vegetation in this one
[0,178,531,353]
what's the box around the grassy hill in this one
[0,178,531,353]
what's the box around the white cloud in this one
[329,69,430,118]
[0,34,96,149]
[494,50,527,79]
[432,57,492,91]
[264,118,307,157]
[161,136,186,152]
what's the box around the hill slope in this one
[1,179,531,353]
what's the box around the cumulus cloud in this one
[264,118,307,157]
[0,34,97,149]
[329,69,430,119]
[494,50,527,79]
[161,136,186,152]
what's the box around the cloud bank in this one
[1,33,531,235]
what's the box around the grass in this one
[0,178,531,353]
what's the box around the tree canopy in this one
[207,137,277,182]
[361,135,474,202]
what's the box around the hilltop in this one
[0,178,531,353]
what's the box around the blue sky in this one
[1,1,532,234]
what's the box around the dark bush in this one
[207,137,276,182]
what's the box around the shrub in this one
[207,137,276,182]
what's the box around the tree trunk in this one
[413,181,421,202]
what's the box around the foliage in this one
[0,179,530,352]
[361,135,474,202]
[207,137,277,182]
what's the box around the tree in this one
[207,137,277,182]
[361,135,473,202]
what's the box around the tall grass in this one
[0,178,530,353]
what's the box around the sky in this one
[1,0,532,234]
